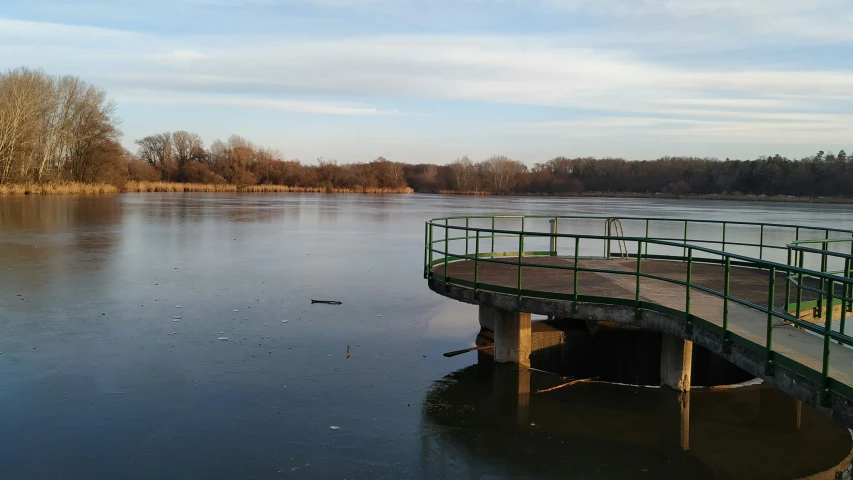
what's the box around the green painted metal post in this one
[683,221,688,259]
[685,248,693,334]
[465,218,469,257]
[785,248,792,309]
[723,256,731,352]
[818,238,829,316]
[551,217,558,256]
[765,266,776,376]
[635,240,642,309]
[474,231,480,294]
[606,220,612,259]
[796,250,804,320]
[428,223,434,277]
[443,221,449,285]
[760,224,765,260]
[424,222,429,278]
[517,232,524,306]
[573,237,580,313]
[644,219,650,256]
[820,280,834,407]
[842,257,850,337]
[491,217,495,253]
[722,222,727,252]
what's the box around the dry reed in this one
[122,181,237,193]
[0,182,118,195]
[0,181,415,194]
[439,190,491,195]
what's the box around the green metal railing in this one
[424,215,853,407]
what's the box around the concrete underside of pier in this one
[430,257,853,429]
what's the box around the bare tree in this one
[0,67,119,183]
[483,155,526,193]
[450,155,474,190]
[172,131,204,169]
[135,132,173,167]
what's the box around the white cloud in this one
[115,91,396,115]
[2,8,851,159]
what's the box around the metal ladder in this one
[605,218,628,259]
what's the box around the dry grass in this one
[122,181,237,192]
[243,184,414,194]
[439,190,491,195]
[0,182,118,195]
[0,181,415,194]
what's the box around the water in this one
[1,194,852,479]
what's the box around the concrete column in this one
[493,364,531,427]
[478,305,496,331]
[660,334,692,391]
[483,306,532,367]
[658,391,690,452]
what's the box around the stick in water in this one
[442,344,493,357]
[311,300,342,305]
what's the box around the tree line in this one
[2,67,852,197]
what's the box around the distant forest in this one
[2,67,851,197]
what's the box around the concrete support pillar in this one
[658,391,691,452]
[478,305,496,331]
[482,306,531,367]
[678,392,690,451]
[660,334,692,391]
[493,364,531,427]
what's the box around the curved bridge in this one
[424,215,853,428]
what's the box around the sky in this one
[2,0,852,165]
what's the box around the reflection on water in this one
[2,194,853,479]
[422,360,853,479]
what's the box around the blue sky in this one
[2,0,852,164]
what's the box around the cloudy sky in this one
[3,0,852,164]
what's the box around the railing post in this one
[785,247,792,309]
[796,250,804,320]
[549,217,558,256]
[635,240,642,311]
[491,217,495,253]
[685,248,693,335]
[644,219,650,256]
[842,257,849,339]
[443,220,449,287]
[765,266,776,376]
[573,237,580,313]
[759,224,765,260]
[465,217,469,257]
[606,220,612,258]
[517,231,524,307]
[428,222,434,278]
[474,230,480,295]
[818,239,828,317]
[722,222,727,252]
[424,222,429,279]
[683,221,688,260]
[820,280,834,408]
[723,256,731,352]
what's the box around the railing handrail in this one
[426,221,853,285]
[424,214,853,408]
[429,214,853,237]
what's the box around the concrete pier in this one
[493,364,531,427]
[480,306,532,366]
[660,334,693,391]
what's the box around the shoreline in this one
[437,190,853,204]
[2,182,851,204]
[0,182,414,195]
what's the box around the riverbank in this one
[3,182,850,204]
[0,182,414,195]
[439,190,853,204]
